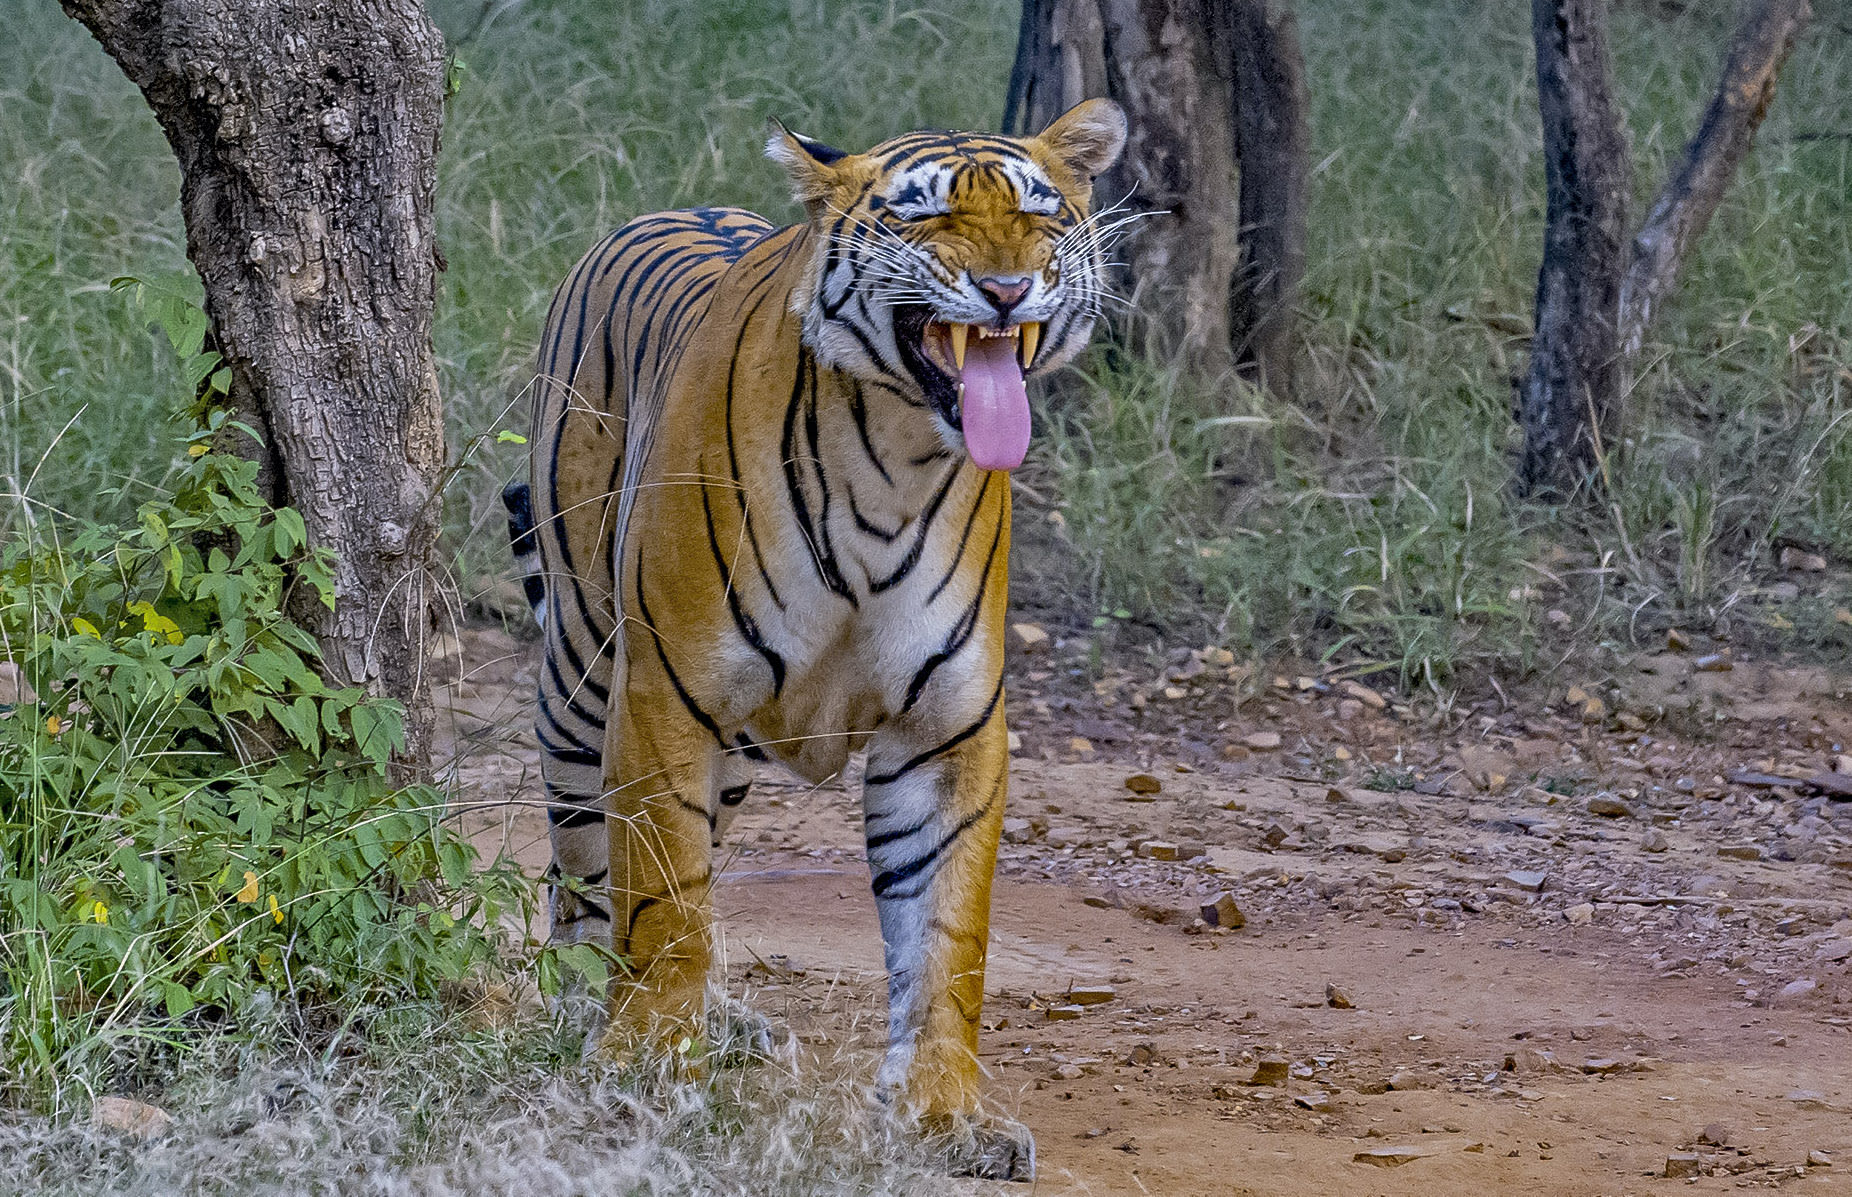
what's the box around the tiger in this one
[511,98,1126,1179]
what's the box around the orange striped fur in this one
[516,100,1125,1179]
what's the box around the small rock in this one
[1220,742,1250,761]
[1818,939,1852,963]
[1698,1123,1733,1147]
[1505,1046,1557,1075]
[1779,978,1817,1000]
[1126,1042,1160,1066]
[1386,1069,1425,1091]
[1137,840,1179,861]
[1001,817,1036,844]
[1045,1004,1086,1021]
[1693,653,1732,673]
[1067,736,1094,755]
[1504,870,1548,893]
[1808,1150,1832,1168]
[1010,622,1050,652]
[1339,679,1388,710]
[92,1097,172,1140]
[1293,1091,1335,1112]
[1066,985,1116,1007]
[1786,1090,1828,1108]
[1665,1153,1702,1179]
[1248,1056,1290,1086]
[1564,903,1595,926]
[1580,1058,1624,1075]
[1354,1146,1431,1168]
[1243,731,1282,751]
[1586,794,1634,818]
[1052,1062,1084,1080]
[1201,892,1246,929]
[1123,772,1162,796]
[1665,627,1691,652]
[1325,982,1354,1010]
[1780,547,1828,572]
[1641,828,1670,853]
[1717,844,1762,861]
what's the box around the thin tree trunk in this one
[1618,0,1811,360]
[62,0,449,770]
[1007,0,1306,395]
[1225,0,1309,396]
[1519,0,1631,498]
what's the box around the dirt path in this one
[437,626,1852,1195]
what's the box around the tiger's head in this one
[766,99,1127,471]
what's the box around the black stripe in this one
[548,804,606,829]
[927,473,992,603]
[848,382,894,485]
[864,676,1004,787]
[846,479,904,542]
[632,555,731,747]
[781,350,858,604]
[870,784,1000,900]
[869,463,960,593]
[724,287,787,611]
[701,474,787,696]
[902,508,1005,713]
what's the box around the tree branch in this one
[1617,0,1812,360]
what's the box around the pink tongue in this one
[958,334,1031,471]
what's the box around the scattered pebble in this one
[1665,1153,1701,1179]
[92,1097,172,1140]
[1243,731,1282,751]
[1200,892,1246,929]
[1325,982,1354,1010]
[1122,772,1162,796]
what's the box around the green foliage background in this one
[2,0,1849,678]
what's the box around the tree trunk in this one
[1006,0,1307,394]
[1519,0,1631,498]
[62,0,449,770]
[1618,0,1811,361]
[1225,0,1309,395]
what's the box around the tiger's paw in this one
[927,1112,1036,1183]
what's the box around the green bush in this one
[0,282,523,1103]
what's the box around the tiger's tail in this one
[501,480,547,629]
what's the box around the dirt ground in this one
[435,623,1852,1196]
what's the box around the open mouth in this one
[894,309,1042,472]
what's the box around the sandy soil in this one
[435,625,1852,1195]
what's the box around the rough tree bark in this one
[1618,0,1811,360]
[62,0,449,769]
[1005,0,1308,394]
[1225,1,1309,395]
[1518,0,1631,498]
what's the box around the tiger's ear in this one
[1034,98,1127,181]
[765,119,852,205]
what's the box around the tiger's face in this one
[767,100,1127,471]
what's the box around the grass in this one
[0,998,963,1196]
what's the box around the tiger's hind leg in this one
[598,681,720,1061]
[533,588,618,953]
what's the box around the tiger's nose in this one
[975,275,1032,317]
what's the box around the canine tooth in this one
[948,322,968,370]
[1018,321,1041,370]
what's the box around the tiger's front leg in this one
[861,682,1031,1180]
